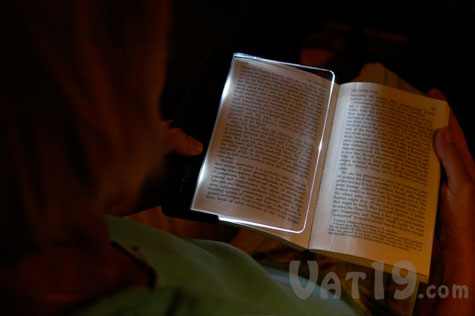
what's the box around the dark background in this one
[161,0,475,152]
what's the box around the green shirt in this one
[74,216,362,315]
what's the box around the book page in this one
[235,84,339,248]
[192,57,333,233]
[310,82,449,279]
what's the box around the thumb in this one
[164,128,203,156]
[427,88,446,101]
[434,127,471,192]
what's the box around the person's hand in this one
[107,121,203,216]
[159,120,204,156]
[415,89,475,315]
[431,90,475,268]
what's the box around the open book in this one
[191,53,449,282]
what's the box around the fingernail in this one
[188,137,203,154]
[443,128,453,144]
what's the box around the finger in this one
[165,128,203,156]
[427,88,446,101]
[427,89,475,181]
[447,111,475,181]
[160,120,173,129]
[434,128,471,192]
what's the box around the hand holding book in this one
[107,121,203,216]
[415,89,475,316]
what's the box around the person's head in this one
[0,0,170,311]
